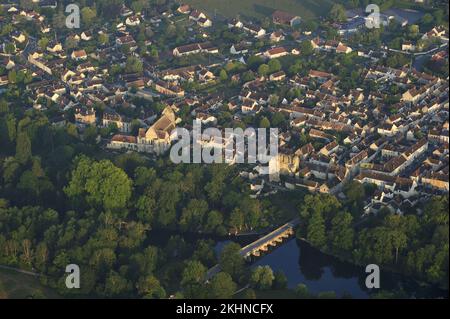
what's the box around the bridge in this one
[206,218,300,280]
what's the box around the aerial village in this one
[1,0,448,218]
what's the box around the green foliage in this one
[295,283,310,298]
[208,272,237,298]
[329,212,354,252]
[15,132,31,164]
[329,4,346,22]
[64,156,132,212]
[219,242,245,280]
[125,56,144,74]
[250,266,275,290]
[307,210,327,249]
[181,260,207,298]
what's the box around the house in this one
[177,4,191,14]
[155,81,185,97]
[75,107,96,125]
[309,70,332,81]
[71,49,87,61]
[196,112,217,125]
[138,106,177,154]
[197,17,212,28]
[402,41,415,52]
[12,31,26,44]
[319,141,339,157]
[264,47,288,59]
[198,69,215,82]
[0,75,9,86]
[230,43,249,55]
[172,42,218,57]
[28,55,52,75]
[46,42,63,53]
[189,10,207,22]
[277,151,300,176]
[270,31,285,43]
[81,31,93,41]
[228,19,244,29]
[116,35,137,49]
[107,135,138,151]
[243,24,266,38]
[61,69,76,82]
[272,10,301,27]
[336,44,352,54]
[422,26,447,41]
[126,15,140,27]
[120,5,133,17]
[269,71,286,81]
[103,111,131,133]
[3,58,15,70]
[241,99,259,114]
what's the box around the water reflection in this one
[252,239,369,298]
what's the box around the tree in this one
[219,242,245,280]
[15,132,31,164]
[208,272,236,299]
[307,210,327,249]
[250,266,274,290]
[64,36,79,50]
[125,56,143,74]
[4,43,15,55]
[268,59,282,73]
[273,270,288,289]
[136,275,165,298]
[0,114,16,149]
[81,7,97,27]
[329,212,354,252]
[259,117,270,129]
[103,271,130,297]
[181,260,207,298]
[37,37,49,50]
[258,64,269,77]
[300,40,313,56]
[98,33,109,45]
[219,69,228,82]
[229,208,245,233]
[271,112,285,127]
[408,25,420,36]
[247,55,264,70]
[179,199,208,232]
[390,230,407,264]
[329,4,346,22]
[8,70,17,84]
[204,210,223,234]
[421,13,433,26]
[64,156,132,211]
[132,0,150,12]
[295,283,310,298]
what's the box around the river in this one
[148,229,447,299]
[215,237,448,299]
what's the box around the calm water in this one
[216,237,448,299]
[148,229,447,299]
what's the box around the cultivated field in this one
[183,0,336,21]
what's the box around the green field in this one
[184,0,336,20]
[0,268,60,299]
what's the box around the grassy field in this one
[0,268,60,299]
[184,0,336,21]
